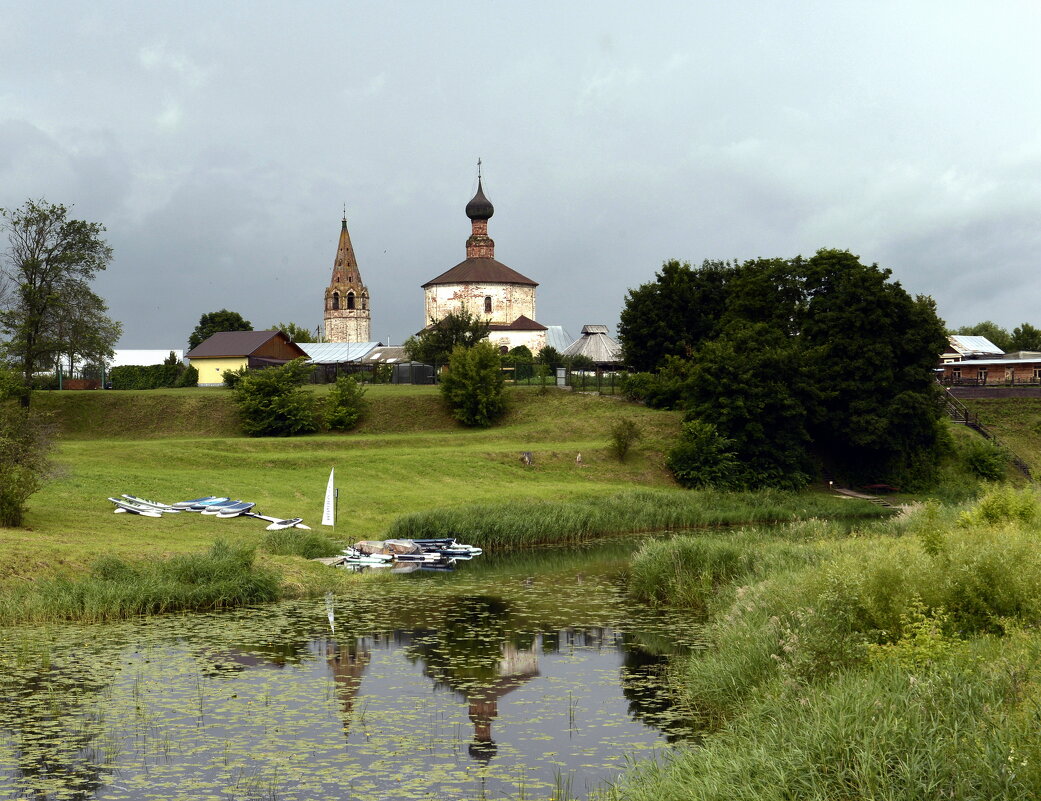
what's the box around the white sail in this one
[321,468,335,527]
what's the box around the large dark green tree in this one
[188,309,252,351]
[403,309,490,365]
[621,249,949,488]
[801,249,948,484]
[617,259,729,372]
[0,199,117,405]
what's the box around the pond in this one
[0,537,704,800]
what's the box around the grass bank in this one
[603,486,1041,799]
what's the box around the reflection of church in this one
[464,641,540,762]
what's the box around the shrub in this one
[609,418,643,461]
[0,388,53,526]
[222,365,249,389]
[176,364,198,387]
[440,341,506,427]
[325,375,368,431]
[619,371,655,402]
[231,358,319,437]
[666,420,739,489]
[958,484,1040,528]
[961,436,1010,480]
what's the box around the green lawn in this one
[6,387,683,582]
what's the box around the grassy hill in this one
[7,386,685,584]
[961,397,1041,473]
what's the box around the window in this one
[978,369,988,383]
[484,296,492,314]
[331,292,339,311]
[347,293,355,310]
[952,367,961,381]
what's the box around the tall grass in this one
[261,528,343,559]
[601,633,1041,800]
[0,540,280,624]
[600,492,1041,799]
[384,489,888,547]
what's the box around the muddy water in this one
[0,536,703,800]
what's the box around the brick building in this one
[421,173,547,354]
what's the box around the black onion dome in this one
[465,178,494,220]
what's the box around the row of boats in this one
[107,495,308,530]
[106,496,485,568]
[341,537,483,569]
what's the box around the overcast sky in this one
[2,1,1039,350]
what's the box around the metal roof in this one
[297,342,382,364]
[946,357,1041,367]
[561,325,622,364]
[422,257,537,287]
[947,335,1004,356]
[544,326,574,352]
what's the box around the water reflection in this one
[0,535,704,800]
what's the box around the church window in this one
[347,293,356,310]
[484,296,492,314]
[332,292,340,311]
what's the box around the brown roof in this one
[186,330,308,359]
[422,257,537,288]
[488,315,547,332]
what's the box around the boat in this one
[242,512,311,530]
[172,496,228,510]
[107,497,164,517]
[213,501,258,518]
[121,495,182,512]
[200,500,251,515]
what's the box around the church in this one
[322,170,551,355]
[421,173,548,354]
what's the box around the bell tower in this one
[323,212,371,343]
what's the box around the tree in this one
[955,321,1011,352]
[617,259,730,372]
[0,368,52,525]
[231,358,319,437]
[536,345,564,369]
[49,281,122,376]
[0,199,115,405]
[687,322,813,489]
[801,249,948,485]
[272,321,317,343]
[440,341,506,427]
[188,309,252,351]
[1008,323,1041,352]
[403,310,490,365]
[620,248,949,489]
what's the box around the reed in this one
[384,489,887,547]
[0,540,280,624]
